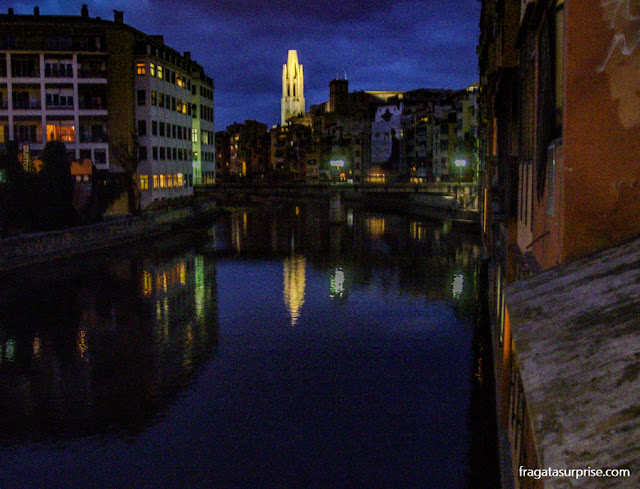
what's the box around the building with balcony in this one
[0,5,214,210]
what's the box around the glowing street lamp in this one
[454,159,467,206]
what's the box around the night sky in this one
[4,0,481,130]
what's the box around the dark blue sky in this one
[5,0,481,130]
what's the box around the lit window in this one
[153,174,158,189]
[139,175,149,191]
[150,63,156,77]
[157,65,163,79]
[151,90,157,106]
[46,122,75,142]
[136,63,146,75]
[177,173,184,187]
[192,128,198,142]
[159,174,166,188]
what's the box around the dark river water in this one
[0,203,496,489]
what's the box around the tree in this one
[40,141,76,228]
[110,132,140,215]
[0,141,26,236]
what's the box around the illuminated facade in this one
[281,50,305,125]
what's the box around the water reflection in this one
[0,245,218,442]
[0,204,491,488]
[283,255,306,326]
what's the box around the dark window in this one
[137,89,145,106]
[137,120,147,136]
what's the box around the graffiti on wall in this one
[598,0,640,128]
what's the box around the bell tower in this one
[281,50,305,125]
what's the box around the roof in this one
[505,236,640,488]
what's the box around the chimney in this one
[184,51,191,61]
[113,9,123,23]
[81,4,88,17]
[34,6,40,16]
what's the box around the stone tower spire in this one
[281,50,305,125]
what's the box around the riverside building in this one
[0,5,214,210]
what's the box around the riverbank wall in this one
[0,203,219,273]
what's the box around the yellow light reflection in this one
[283,255,306,326]
[410,221,427,241]
[366,217,386,238]
[77,329,88,359]
[142,270,153,296]
[33,335,42,358]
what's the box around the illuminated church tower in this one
[281,50,305,125]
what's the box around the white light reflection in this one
[452,273,465,299]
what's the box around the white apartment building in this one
[135,40,215,209]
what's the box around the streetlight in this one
[454,159,467,208]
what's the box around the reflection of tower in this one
[283,255,306,325]
[281,50,305,125]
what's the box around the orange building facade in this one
[480,0,640,487]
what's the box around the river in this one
[0,203,496,488]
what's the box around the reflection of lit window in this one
[410,221,426,241]
[366,217,386,238]
[179,261,186,286]
[452,273,464,299]
[77,329,88,359]
[142,270,153,296]
[6,339,16,362]
[33,335,41,357]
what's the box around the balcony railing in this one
[12,101,42,110]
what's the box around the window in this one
[152,121,157,136]
[153,174,159,189]
[139,146,147,161]
[157,65,163,79]
[140,175,149,191]
[137,120,147,136]
[46,121,75,142]
[137,89,145,106]
[158,93,165,108]
[159,174,166,188]
[150,63,156,77]
[159,122,165,137]
[192,128,198,143]
[94,149,106,165]
[136,63,146,75]
[172,124,176,139]
[151,90,157,106]
[152,146,158,160]
[45,92,73,109]
[159,147,165,159]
